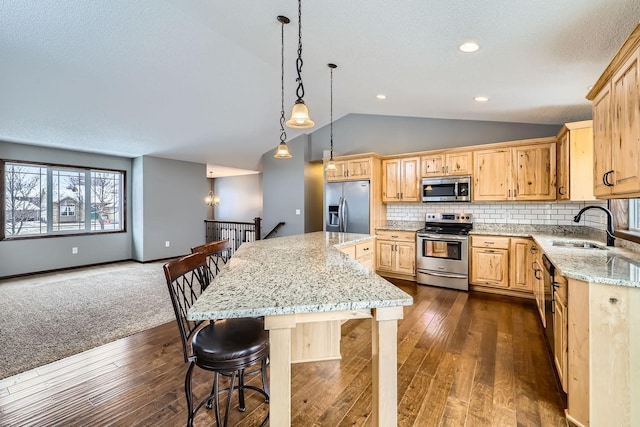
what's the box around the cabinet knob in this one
[558,186,566,195]
[609,297,618,304]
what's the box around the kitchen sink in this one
[550,240,606,249]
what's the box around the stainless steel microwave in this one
[421,176,472,202]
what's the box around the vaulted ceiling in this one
[1,1,639,175]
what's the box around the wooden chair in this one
[163,252,269,427]
[191,240,232,286]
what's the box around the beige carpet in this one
[0,261,175,380]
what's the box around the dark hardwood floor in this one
[0,279,567,426]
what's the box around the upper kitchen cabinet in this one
[587,23,640,198]
[473,138,556,201]
[382,156,420,202]
[325,155,372,182]
[421,152,472,177]
[556,120,596,201]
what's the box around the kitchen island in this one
[188,231,413,426]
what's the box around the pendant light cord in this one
[329,66,334,159]
[280,19,287,144]
[295,0,304,101]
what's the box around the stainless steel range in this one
[416,213,473,291]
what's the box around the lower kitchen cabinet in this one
[470,235,536,295]
[375,230,416,279]
[339,238,375,270]
[553,274,568,393]
[566,278,640,427]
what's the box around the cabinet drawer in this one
[356,241,374,258]
[375,230,416,242]
[339,244,356,258]
[471,235,510,249]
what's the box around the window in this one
[629,199,640,231]
[2,161,125,239]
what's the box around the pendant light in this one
[285,0,314,129]
[274,15,292,159]
[325,63,337,171]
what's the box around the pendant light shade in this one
[325,63,337,171]
[275,141,292,158]
[274,15,293,159]
[286,102,314,128]
[286,0,314,129]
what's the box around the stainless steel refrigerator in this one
[325,180,370,234]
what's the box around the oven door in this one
[416,233,469,275]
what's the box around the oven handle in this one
[419,270,468,279]
[417,233,468,241]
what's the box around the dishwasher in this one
[541,254,556,353]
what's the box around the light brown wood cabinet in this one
[566,278,640,427]
[531,249,545,327]
[339,238,375,270]
[556,121,596,201]
[553,274,568,393]
[471,235,537,295]
[473,140,556,201]
[509,238,535,292]
[382,157,420,202]
[587,23,640,199]
[421,152,472,177]
[375,230,415,279]
[326,157,372,182]
[470,236,510,288]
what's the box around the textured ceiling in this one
[1,1,639,175]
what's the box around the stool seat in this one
[193,318,269,370]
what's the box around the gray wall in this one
[309,113,562,159]
[132,156,207,262]
[261,136,309,237]
[211,174,263,222]
[0,141,133,277]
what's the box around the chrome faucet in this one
[573,206,615,246]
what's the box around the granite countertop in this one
[375,220,424,232]
[472,224,640,288]
[187,232,414,321]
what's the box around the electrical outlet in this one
[295,209,301,215]
[165,241,170,247]
[72,247,78,254]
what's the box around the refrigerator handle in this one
[342,197,348,233]
[338,196,344,232]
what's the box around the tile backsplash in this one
[386,200,608,230]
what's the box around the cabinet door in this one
[326,160,347,182]
[611,50,640,196]
[382,160,401,202]
[593,84,614,197]
[421,154,445,177]
[473,149,511,201]
[532,258,546,328]
[556,130,570,200]
[470,247,509,288]
[446,152,473,176]
[376,240,395,272]
[513,143,556,200]
[400,157,420,202]
[553,296,568,393]
[510,238,533,292]
[347,158,371,180]
[395,241,415,275]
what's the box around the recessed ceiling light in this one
[474,96,489,102]
[376,94,387,100]
[458,42,479,53]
